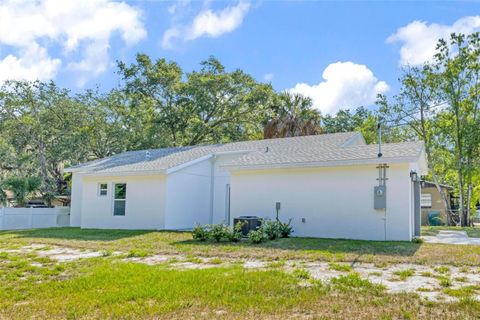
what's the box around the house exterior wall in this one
[80,174,166,229]
[229,164,414,241]
[70,173,84,227]
[211,153,248,224]
[164,159,212,229]
[421,186,449,225]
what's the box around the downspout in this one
[209,155,216,224]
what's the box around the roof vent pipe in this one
[145,150,151,160]
[265,146,269,153]
[377,117,383,158]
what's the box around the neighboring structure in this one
[65,132,427,241]
[420,180,454,225]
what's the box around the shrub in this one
[227,222,244,242]
[192,224,209,241]
[209,224,229,242]
[262,220,280,240]
[248,229,266,244]
[278,219,293,238]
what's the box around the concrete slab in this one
[422,230,480,245]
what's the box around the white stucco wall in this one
[164,159,212,229]
[80,174,166,229]
[211,153,248,224]
[70,173,84,227]
[229,164,414,241]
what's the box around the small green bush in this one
[262,220,280,240]
[192,224,209,241]
[226,222,244,242]
[278,219,293,238]
[209,224,229,242]
[248,229,266,244]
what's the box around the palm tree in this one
[264,92,322,139]
[2,176,42,207]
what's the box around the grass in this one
[444,285,480,298]
[422,226,480,238]
[329,262,353,272]
[2,227,480,266]
[393,268,415,280]
[0,259,478,319]
[0,228,480,319]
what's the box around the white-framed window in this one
[113,183,127,216]
[98,183,108,196]
[421,193,432,208]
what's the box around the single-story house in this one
[65,132,427,241]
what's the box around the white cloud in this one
[387,16,480,66]
[162,1,250,49]
[0,43,61,83]
[0,0,146,84]
[290,62,389,115]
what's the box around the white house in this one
[65,132,427,241]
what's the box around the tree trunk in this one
[37,139,53,207]
[458,166,466,226]
[467,183,472,226]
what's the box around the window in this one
[421,193,432,208]
[113,183,127,216]
[98,183,108,196]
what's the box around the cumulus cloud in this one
[0,0,146,84]
[162,1,250,49]
[0,43,61,83]
[290,62,389,115]
[387,16,480,66]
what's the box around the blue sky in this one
[0,0,479,115]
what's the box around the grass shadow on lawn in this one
[0,227,157,241]
[175,236,422,258]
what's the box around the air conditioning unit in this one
[233,216,262,236]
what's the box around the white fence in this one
[0,207,70,230]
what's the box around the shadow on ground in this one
[174,237,422,257]
[1,227,156,241]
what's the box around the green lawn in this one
[422,226,480,238]
[1,228,480,319]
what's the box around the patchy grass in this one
[1,228,480,319]
[2,228,480,266]
[422,226,480,238]
[444,285,480,298]
[329,262,353,272]
[331,273,385,295]
[435,266,451,274]
[0,259,478,319]
[437,276,453,288]
[292,268,310,280]
[393,268,415,280]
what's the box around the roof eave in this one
[76,169,168,177]
[223,156,422,172]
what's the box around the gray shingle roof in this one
[66,132,424,174]
[224,141,424,169]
